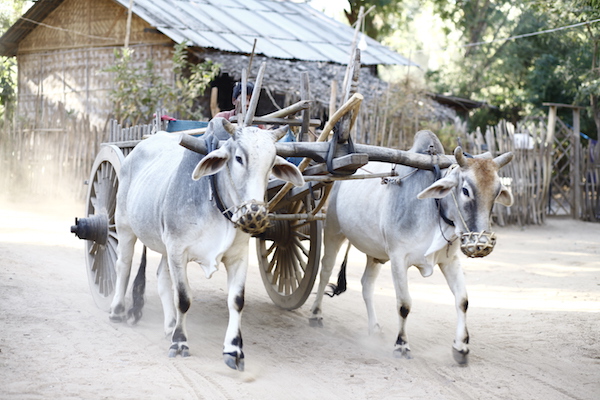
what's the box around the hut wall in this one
[16,0,173,129]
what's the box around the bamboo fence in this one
[1,99,598,224]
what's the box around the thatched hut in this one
[0,0,417,130]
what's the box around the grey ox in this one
[109,119,304,371]
[309,130,513,364]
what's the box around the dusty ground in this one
[0,196,599,400]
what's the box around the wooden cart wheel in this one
[256,193,322,310]
[83,145,124,311]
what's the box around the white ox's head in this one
[190,120,304,235]
[417,147,514,257]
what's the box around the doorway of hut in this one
[209,72,284,120]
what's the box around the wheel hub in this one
[71,214,109,245]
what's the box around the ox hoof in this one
[369,323,383,335]
[393,347,413,360]
[127,308,143,324]
[452,348,469,365]
[168,344,190,358]
[224,351,245,371]
[308,317,323,328]
[109,314,127,323]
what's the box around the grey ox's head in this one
[190,120,304,235]
[417,147,514,258]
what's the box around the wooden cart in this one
[71,62,452,312]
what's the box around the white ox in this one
[309,130,513,364]
[109,119,304,370]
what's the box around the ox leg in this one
[309,232,346,327]
[439,260,470,365]
[222,254,248,371]
[109,228,137,322]
[156,255,176,336]
[362,257,383,335]
[390,261,413,359]
[167,256,191,358]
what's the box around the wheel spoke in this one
[291,240,308,273]
[294,230,310,241]
[293,236,309,258]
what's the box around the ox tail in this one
[325,242,351,297]
[128,245,147,323]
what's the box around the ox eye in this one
[462,187,470,197]
[235,155,243,165]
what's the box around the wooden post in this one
[124,0,134,48]
[210,87,220,118]
[543,104,557,214]
[300,72,310,142]
[546,105,557,145]
[240,69,247,127]
[329,80,337,118]
[244,62,266,127]
[572,108,581,218]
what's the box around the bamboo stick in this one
[244,62,266,127]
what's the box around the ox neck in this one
[433,165,455,227]
[210,171,234,222]
[436,198,455,227]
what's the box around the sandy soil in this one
[0,196,599,400]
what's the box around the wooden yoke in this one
[267,93,364,210]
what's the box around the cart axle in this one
[71,215,108,245]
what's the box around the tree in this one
[105,42,219,125]
[0,0,32,122]
[344,0,406,41]
[425,0,600,137]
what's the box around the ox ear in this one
[191,147,230,180]
[272,156,305,187]
[417,170,459,200]
[495,185,514,207]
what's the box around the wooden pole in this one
[247,38,257,77]
[572,108,581,218]
[240,69,247,127]
[210,87,220,118]
[124,0,134,48]
[329,80,337,118]
[300,72,310,142]
[244,62,266,127]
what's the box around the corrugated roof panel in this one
[204,0,241,9]
[176,2,234,33]
[214,32,256,53]
[309,42,352,64]
[268,38,330,62]
[230,8,291,40]
[185,30,242,52]
[257,0,294,14]
[259,10,324,42]
[234,0,271,12]
[2,0,416,66]
[283,10,350,46]
[125,0,187,29]
[251,36,295,59]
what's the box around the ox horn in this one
[271,125,289,142]
[454,146,469,168]
[222,119,237,136]
[493,151,514,169]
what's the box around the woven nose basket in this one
[234,202,269,235]
[460,231,497,258]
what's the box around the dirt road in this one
[1,197,598,400]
